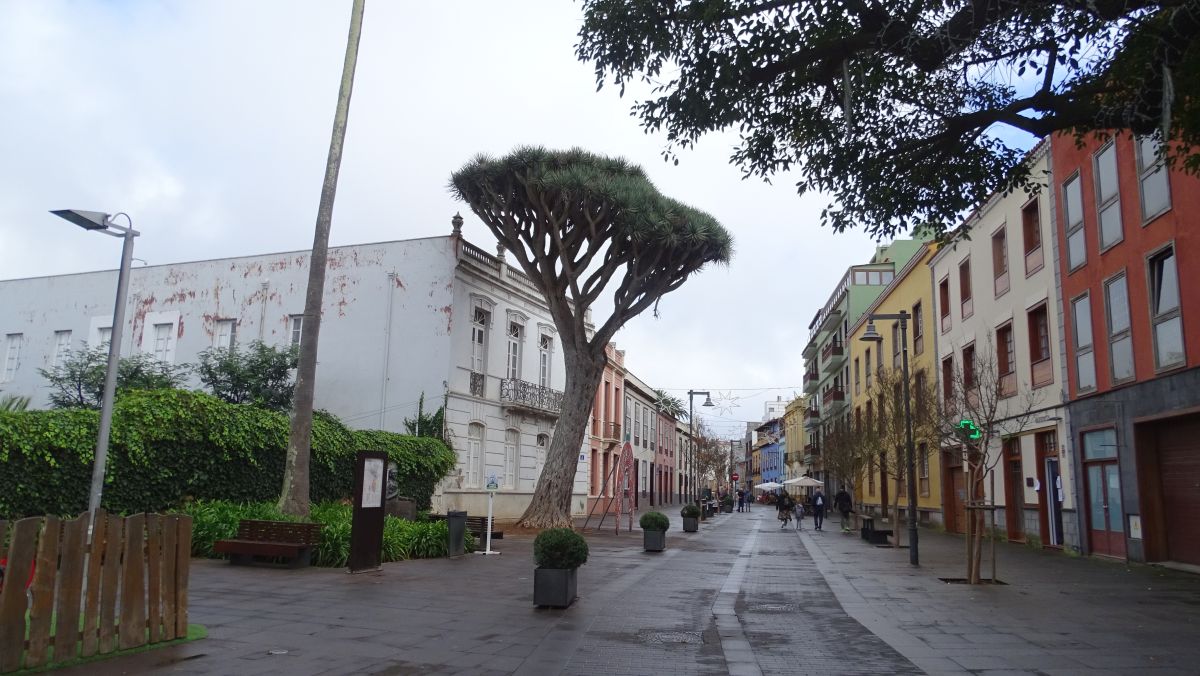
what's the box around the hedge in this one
[0,389,455,518]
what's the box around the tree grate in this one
[639,631,705,645]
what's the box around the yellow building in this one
[847,241,944,525]
[783,396,807,482]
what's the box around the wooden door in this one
[1156,419,1200,565]
[1086,461,1126,558]
[1006,456,1025,541]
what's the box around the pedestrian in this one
[812,488,826,531]
[776,490,794,529]
[736,489,745,512]
[834,486,854,532]
[793,499,805,531]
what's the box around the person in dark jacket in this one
[811,489,827,531]
[834,486,854,531]
[776,491,794,528]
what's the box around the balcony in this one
[824,387,846,413]
[469,371,486,397]
[821,339,844,362]
[600,421,621,448]
[805,407,821,428]
[1032,357,1054,388]
[500,378,564,418]
[803,369,819,393]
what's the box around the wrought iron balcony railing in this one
[500,378,564,416]
[470,371,485,397]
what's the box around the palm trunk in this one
[517,348,603,528]
[279,0,366,517]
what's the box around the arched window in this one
[467,423,484,487]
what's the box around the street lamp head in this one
[50,209,112,231]
[860,321,884,343]
[702,395,714,407]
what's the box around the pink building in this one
[586,343,625,514]
[656,409,677,506]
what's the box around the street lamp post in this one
[860,311,919,566]
[687,390,713,503]
[50,210,140,514]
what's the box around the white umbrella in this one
[783,476,823,488]
[753,481,783,490]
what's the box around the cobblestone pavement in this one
[63,506,1200,675]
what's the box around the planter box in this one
[644,529,666,552]
[722,504,733,513]
[534,567,578,608]
[682,516,699,532]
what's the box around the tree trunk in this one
[278,0,366,517]
[516,349,603,528]
[891,480,902,548]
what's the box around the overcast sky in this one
[0,0,889,438]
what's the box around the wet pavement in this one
[66,506,1200,675]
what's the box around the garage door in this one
[1156,418,1200,565]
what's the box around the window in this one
[1063,174,1086,270]
[1105,274,1135,383]
[959,258,973,317]
[854,358,861,395]
[941,356,954,400]
[52,330,72,367]
[466,423,484,487]
[891,323,901,368]
[1095,141,1123,249]
[539,334,553,388]
[962,343,976,390]
[914,370,927,415]
[1137,135,1171,221]
[1149,246,1184,369]
[470,304,489,373]
[876,342,883,374]
[642,460,649,491]
[1028,304,1052,386]
[1082,428,1117,461]
[1072,293,1097,391]
[506,321,523,381]
[997,323,1015,376]
[624,395,632,442]
[152,323,174,363]
[919,444,930,497]
[1022,199,1042,255]
[865,348,872,389]
[939,278,951,324]
[97,327,112,351]
[503,428,518,488]
[214,319,237,349]
[992,228,1009,296]
[3,333,22,382]
[634,403,641,445]
[536,433,549,473]
[642,402,649,447]
[912,302,924,355]
[290,315,304,347]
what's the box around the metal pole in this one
[900,311,919,566]
[688,392,695,503]
[88,226,136,513]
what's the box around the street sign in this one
[731,473,740,482]
[486,474,499,491]
[957,419,982,440]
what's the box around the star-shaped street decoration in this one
[711,391,741,416]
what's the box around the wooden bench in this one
[430,514,503,540]
[213,520,323,568]
[859,515,894,545]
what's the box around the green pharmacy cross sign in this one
[957,419,982,440]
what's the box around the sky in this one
[0,0,887,439]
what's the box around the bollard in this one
[447,510,467,557]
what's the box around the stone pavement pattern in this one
[63,507,1200,675]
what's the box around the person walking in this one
[792,498,805,531]
[812,488,826,531]
[776,490,794,528]
[736,489,745,513]
[834,486,854,532]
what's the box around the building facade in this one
[783,396,807,483]
[586,342,625,514]
[1054,130,1200,564]
[0,220,591,519]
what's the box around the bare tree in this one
[870,365,941,548]
[279,0,366,517]
[938,339,1040,583]
[817,412,869,530]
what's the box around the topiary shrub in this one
[533,528,589,569]
[639,511,669,532]
[680,504,700,518]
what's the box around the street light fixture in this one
[860,310,920,566]
[50,209,140,515]
[687,390,713,503]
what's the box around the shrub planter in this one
[682,516,699,532]
[643,529,666,552]
[534,567,578,608]
[532,527,588,609]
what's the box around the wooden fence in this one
[0,510,192,672]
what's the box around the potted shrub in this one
[640,511,669,552]
[533,528,588,608]
[721,494,734,513]
[681,504,700,532]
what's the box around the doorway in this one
[1082,428,1125,558]
[1004,437,1024,541]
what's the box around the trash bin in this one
[447,510,467,557]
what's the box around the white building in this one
[0,215,588,519]
[623,371,658,509]
[763,395,787,421]
[929,143,1079,549]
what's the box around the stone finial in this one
[496,243,506,262]
[451,212,464,236]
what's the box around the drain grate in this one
[748,603,798,612]
[640,631,705,645]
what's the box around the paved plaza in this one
[70,508,1200,676]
